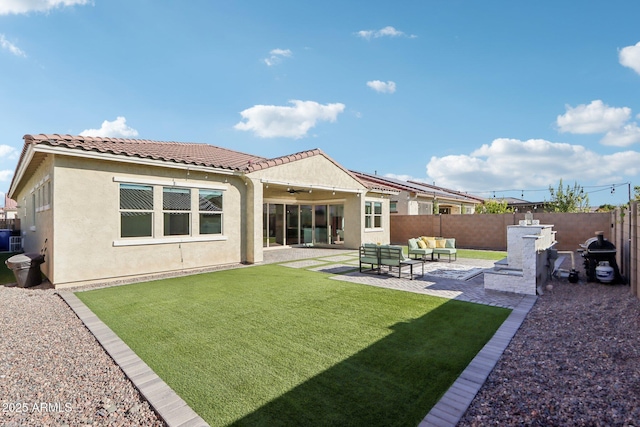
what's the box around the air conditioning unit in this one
[9,236,22,252]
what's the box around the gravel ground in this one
[2,260,639,426]
[460,274,640,426]
[0,286,164,427]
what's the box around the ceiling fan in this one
[287,188,305,194]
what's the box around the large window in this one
[365,201,383,228]
[116,179,226,243]
[120,184,153,237]
[163,187,191,236]
[199,189,223,234]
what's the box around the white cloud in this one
[366,80,396,94]
[601,123,640,147]
[264,48,292,66]
[557,100,630,134]
[0,144,19,159]
[619,41,640,75]
[0,0,90,15]
[356,26,416,40]
[0,170,13,182]
[80,116,139,138]
[426,138,640,193]
[234,100,345,139]
[0,34,26,57]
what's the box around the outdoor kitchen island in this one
[484,217,557,295]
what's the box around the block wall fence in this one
[390,212,612,251]
[391,206,639,301]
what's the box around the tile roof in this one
[351,171,482,203]
[12,134,368,193]
[3,195,17,209]
[23,134,268,171]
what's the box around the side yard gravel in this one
[460,277,640,426]
[0,286,164,427]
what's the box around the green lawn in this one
[76,264,510,426]
[0,252,19,284]
[457,248,506,260]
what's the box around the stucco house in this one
[351,171,482,215]
[7,134,397,288]
[1,195,18,220]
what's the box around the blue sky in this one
[2,1,640,207]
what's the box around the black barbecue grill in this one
[578,231,622,283]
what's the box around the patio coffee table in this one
[400,259,424,280]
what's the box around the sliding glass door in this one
[263,203,343,247]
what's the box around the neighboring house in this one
[1,195,18,220]
[351,171,482,215]
[8,134,394,288]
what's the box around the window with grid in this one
[365,201,383,228]
[199,189,223,234]
[163,187,191,236]
[120,184,153,237]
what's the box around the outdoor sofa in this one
[408,236,457,262]
[359,243,423,279]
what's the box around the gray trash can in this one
[5,253,45,288]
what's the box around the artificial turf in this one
[76,264,510,426]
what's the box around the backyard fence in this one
[391,208,640,301]
[390,211,612,252]
[613,202,639,300]
[0,219,20,231]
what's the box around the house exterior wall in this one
[14,154,55,279]
[248,154,380,249]
[45,156,246,287]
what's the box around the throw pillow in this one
[436,239,446,248]
[417,239,427,249]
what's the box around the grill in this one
[578,231,621,283]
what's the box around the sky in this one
[2,1,640,207]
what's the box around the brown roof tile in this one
[23,134,267,171]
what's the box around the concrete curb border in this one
[58,291,209,427]
[419,294,538,426]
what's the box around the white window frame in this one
[113,176,228,246]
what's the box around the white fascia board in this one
[7,144,35,199]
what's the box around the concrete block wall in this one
[391,212,611,251]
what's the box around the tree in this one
[547,179,590,212]
[595,204,616,212]
[475,199,513,214]
[634,185,640,201]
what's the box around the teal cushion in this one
[445,238,455,248]
[408,238,418,250]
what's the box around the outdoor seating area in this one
[359,243,424,280]
[408,236,457,262]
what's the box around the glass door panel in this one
[329,204,344,244]
[300,205,313,244]
[314,205,328,244]
[286,205,299,245]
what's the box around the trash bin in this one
[0,229,11,252]
[5,253,45,288]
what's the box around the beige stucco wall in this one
[13,154,55,280]
[11,149,393,287]
[249,154,379,249]
[48,156,246,287]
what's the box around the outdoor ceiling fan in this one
[287,187,311,194]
